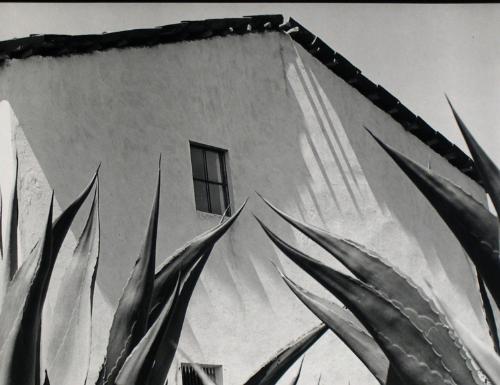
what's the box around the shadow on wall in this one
[280,35,486,333]
[0,30,489,385]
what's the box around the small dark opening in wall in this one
[189,142,231,216]
[181,363,222,385]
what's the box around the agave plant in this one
[242,324,328,385]
[0,151,247,385]
[256,99,500,385]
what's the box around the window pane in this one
[209,183,225,215]
[193,180,209,212]
[205,150,223,183]
[190,147,205,179]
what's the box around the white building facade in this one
[0,15,489,385]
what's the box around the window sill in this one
[195,210,226,221]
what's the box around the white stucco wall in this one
[0,31,490,385]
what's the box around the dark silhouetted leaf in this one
[365,130,500,311]
[256,217,481,385]
[242,324,328,385]
[99,165,160,385]
[147,251,211,385]
[0,194,53,385]
[51,166,99,261]
[46,185,100,385]
[150,200,247,324]
[446,96,500,215]
[0,154,18,308]
[258,195,482,384]
[289,356,304,385]
[281,274,396,385]
[115,277,180,385]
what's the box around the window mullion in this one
[202,149,212,213]
[220,152,230,215]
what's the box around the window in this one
[190,143,230,216]
[181,363,222,385]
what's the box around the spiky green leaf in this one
[51,166,99,262]
[281,274,396,385]
[242,324,328,385]
[45,185,100,385]
[98,165,160,385]
[0,154,19,309]
[147,251,211,385]
[0,194,53,385]
[446,96,500,215]
[366,130,500,309]
[150,200,247,324]
[288,356,304,385]
[438,296,500,385]
[115,277,180,385]
[259,191,486,384]
[257,218,481,385]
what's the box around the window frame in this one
[180,362,223,385]
[189,141,231,216]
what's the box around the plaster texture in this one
[0,31,491,385]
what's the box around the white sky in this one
[0,3,499,166]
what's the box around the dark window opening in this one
[190,143,230,216]
[181,363,221,385]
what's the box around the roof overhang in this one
[0,14,480,184]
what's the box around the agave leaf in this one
[99,165,160,385]
[477,274,500,354]
[365,130,500,306]
[0,194,53,385]
[257,197,482,384]
[149,200,247,324]
[256,218,481,385]
[5,153,18,279]
[446,96,500,215]
[147,250,212,385]
[115,276,180,385]
[281,274,395,385]
[242,324,328,385]
[0,153,19,309]
[51,166,99,262]
[437,295,500,385]
[45,184,100,385]
[289,356,304,385]
[43,371,50,385]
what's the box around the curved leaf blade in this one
[281,274,393,385]
[288,356,304,385]
[446,96,500,215]
[147,250,212,385]
[0,194,53,385]
[242,324,328,385]
[0,154,18,309]
[366,129,500,309]
[150,200,247,324]
[45,185,100,385]
[51,166,99,261]
[257,218,479,385]
[257,196,482,384]
[115,277,180,385]
[99,165,160,385]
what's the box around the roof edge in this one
[281,18,480,184]
[0,14,481,184]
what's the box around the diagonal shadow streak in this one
[292,61,363,217]
[306,67,362,193]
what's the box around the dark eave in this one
[0,14,480,184]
